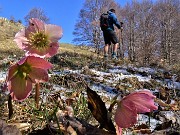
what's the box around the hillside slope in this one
[0,17,96,60]
[0,17,24,58]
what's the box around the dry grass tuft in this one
[0,18,24,59]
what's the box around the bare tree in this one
[121,1,140,62]
[135,0,159,65]
[24,7,49,25]
[73,0,180,65]
[155,0,180,65]
[73,0,120,54]
[121,0,180,65]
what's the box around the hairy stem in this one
[35,83,40,108]
[8,95,13,119]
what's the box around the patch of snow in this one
[174,82,180,90]
[135,74,151,82]
[163,79,180,90]
[109,68,130,75]
[159,111,179,124]
[90,69,110,76]
[138,114,162,131]
[89,83,118,96]
[0,71,7,82]
[138,67,157,74]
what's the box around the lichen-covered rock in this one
[0,120,22,135]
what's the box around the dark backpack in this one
[100,13,109,30]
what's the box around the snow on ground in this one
[1,65,180,95]
[0,64,180,134]
[0,71,7,82]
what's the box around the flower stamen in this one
[29,32,50,49]
[17,63,31,79]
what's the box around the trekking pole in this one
[121,25,123,58]
[119,22,123,58]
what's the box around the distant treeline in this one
[73,0,180,65]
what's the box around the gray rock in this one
[0,120,21,135]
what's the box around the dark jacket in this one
[107,11,121,31]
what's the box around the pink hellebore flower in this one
[14,18,63,57]
[7,56,52,101]
[115,90,158,134]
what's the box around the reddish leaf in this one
[87,86,115,132]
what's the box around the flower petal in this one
[136,90,156,98]
[18,57,27,65]
[29,67,49,83]
[115,90,158,129]
[9,75,32,101]
[26,56,52,69]
[25,47,46,57]
[25,42,59,58]
[44,42,59,57]
[14,29,29,50]
[45,24,63,42]
[115,101,137,128]
[123,90,158,113]
[7,64,18,81]
[14,18,62,57]
[116,125,122,135]
[28,18,45,32]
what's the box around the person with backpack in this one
[100,8,123,60]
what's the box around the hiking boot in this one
[104,55,108,60]
[112,54,117,60]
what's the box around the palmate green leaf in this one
[87,86,115,132]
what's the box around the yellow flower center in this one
[17,63,31,79]
[29,32,50,49]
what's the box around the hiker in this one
[100,8,123,60]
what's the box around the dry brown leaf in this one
[9,123,30,131]
[134,124,151,134]
[155,98,179,111]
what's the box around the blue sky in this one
[0,0,152,44]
